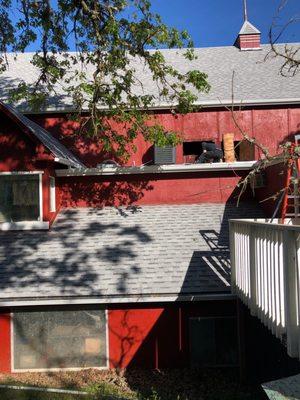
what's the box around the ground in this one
[0,369,267,400]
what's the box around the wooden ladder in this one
[281,134,300,223]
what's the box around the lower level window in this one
[0,174,41,223]
[189,316,238,367]
[13,310,107,370]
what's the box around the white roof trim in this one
[0,221,49,231]
[55,161,256,177]
[0,171,44,175]
[54,157,81,167]
[0,293,235,307]
[239,20,261,35]
[20,97,300,115]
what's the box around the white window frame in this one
[49,176,56,213]
[10,310,109,372]
[0,171,48,231]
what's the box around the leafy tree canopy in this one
[0,0,210,159]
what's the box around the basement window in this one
[0,172,42,224]
[189,317,238,367]
[13,310,107,371]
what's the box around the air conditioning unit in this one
[154,145,176,165]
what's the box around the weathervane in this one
[243,0,248,21]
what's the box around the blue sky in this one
[150,0,300,47]
[8,0,300,51]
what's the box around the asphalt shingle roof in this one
[0,203,264,305]
[1,44,299,112]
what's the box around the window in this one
[236,140,255,161]
[183,141,202,163]
[189,317,238,367]
[221,140,255,162]
[183,141,215,163]
[13,310,107,370]
[0,173,42,223]
[49,177,56,212]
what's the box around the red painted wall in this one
[30,106,300,167]
[0,314,11,373]
[1,106,299,212]
[34,106,299,207]
[237,34,261,50]
[0,301,237,372]
[0,111,60,222]
[255,162,288,217]
[59,172,248,207]
[108,300,238,370]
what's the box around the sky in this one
[7,0,300,51]
[149,0,300,48]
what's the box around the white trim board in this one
[55,161,256,177]
[0,293,235,307]
[0,221,49,231]
[18,97,300,114]
[0,171,44,175]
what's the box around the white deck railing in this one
[230,219,300,359]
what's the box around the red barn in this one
[0,15,299,376]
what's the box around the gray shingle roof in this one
[0,101,85,168]
[0,203,264,305]
[0,44,300,112]
[239,20,260,35]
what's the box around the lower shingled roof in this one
[0,203,264,305]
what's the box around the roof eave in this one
[20,98,300,115]
[0,292,235,308]
[54,157,83,168]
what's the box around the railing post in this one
[283,229,299,357]
[230,221,236,294]
[249,225,257,315]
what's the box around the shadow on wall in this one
[59,177,154,208]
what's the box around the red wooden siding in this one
[255,162,288,217]
[108,308,164,369]
[59,172,247,207]
[0,301,237,372]
[0,314,11,373]
[30,107,299,168]
[237,34,261,50]
[1,106,299,212]
[0,110,61,222]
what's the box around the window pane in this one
[13,310,107,370]
[0,175,40,222]
[190,317,238,367]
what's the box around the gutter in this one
[19,98,300,114]
[55,161,256,177]
[54,156,84,169]
[0,293,235,308]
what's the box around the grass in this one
[0,369,267,400]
